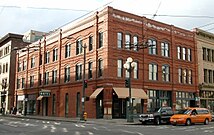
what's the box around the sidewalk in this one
[2,114,141,125]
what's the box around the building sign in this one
[39,89,51,97]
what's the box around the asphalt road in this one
[0,116,213,135]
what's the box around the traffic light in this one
[125,79,129,88]
[84,80,88,88]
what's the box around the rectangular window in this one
[133,36,138,51]
[17,78,20,89]
[117,32,123,49]
[88,62,93,79]
[99,32,103,48]
[31,57,35,68]
[44,72,49,85]
[30,76,34,88]
[182,47,186,60]
[183,69,187,84]
[52,70,57,84]
[162,65,170,82]
[65,44,71,58]
[133,61,138,79]
[53,48,58,62]
[148,39,157,55]
[207,49,211,61]
[161,42,169,57]
[45,52,50,64]
[22,78,25,89]
[5,63,8,73]
[187,49,191,61]
[204,69,207,83]
[39,74,42,86]
[125,34,131,50]
[149,63,157,80]
[178,68,182,83]
[98,59,103,77]
[39,54,42,65]
[76,64,82,80]
[89,36,93,51]
[203,47,206,61]
[64,67,70,82]
[117,59,123,78]
[208,70,212,83]
[23,61,27,70]
[188,70,192,84]
[177,46,181,59]
[18,62,22,72]
[76,39,83,55]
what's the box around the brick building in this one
[15,7,198,119]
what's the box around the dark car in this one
[139,106,174,125]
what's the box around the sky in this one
[0,0,214,38]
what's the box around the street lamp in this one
[123,57,135,122]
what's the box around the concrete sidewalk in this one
[2,114,141,125]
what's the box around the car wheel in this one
[204,118,209,125]
[155,117,161,125]
[142,121,146,125]
[185,119,191,126]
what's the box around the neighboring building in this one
[22,30,46,43]
[195,28,214,113]
[15,7,198,119]
[0,33,29,114]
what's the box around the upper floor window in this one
[39,74,42,86]
[53,48,58,62]
[0,65,2,74]
[161,42,169,57]
[65,43,71,58]
[44,72,49,85]
[207,49,211,61]
[178,68,182,83]
[88,62,93,79]
[125,34,131,50]
[133,61,138,79]
[76,64,82,81]
[149,63,158,81]
[204,69,207,83]
[98,59,103,77]
[148,38,157,55]
[39,54,43,65]
[202,47,206,60]
[18,62,21,72]
[5,63,8,73]
[22,78,25,89]
[89,36,93,51]
[31,57,35,68]
[182,48,186,60]
[99,32,103,48]
[188,70,192,84]
[187,49,191,61]
[76,39,83,55]
[133,36,138,51]
[162,65,170,82]
[183,69,187,84]
[117,32,123,49]
[177,46,181,59]
[30,75,34,88]
[52,69,57,84]
[23,60,27,70]
[45,52,50,64]
[64,66,70,83]
[117,59,123,78]
[17,78,20,89]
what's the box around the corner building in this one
[15,7,198,119]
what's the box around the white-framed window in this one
[149,63,158,80]
[64,66,70,82]
[187,48,191,61]
[148,38,157,55]
[125,34,131,50]
[53,48,58,62]
[65,43,71,58]
[76,64,82,80]
[133,36,138,51]
[162,65,170,82]
[45,51,50,64]
[76,39,83,55]
[178,68,182,83]
[133,61,138,79]
[117,59,123,77]
[188,70,192,84]
[117,32,123,49]
[177,46,181,59]
[161,42,169,57]
[98,59,103,77]
[30,75,34,87]
[182,47,186,60]
[99,32,103,48]
[52,69,57,84]
[44,72,49,85]
[31,57,35,68]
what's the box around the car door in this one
[190,109,198,123]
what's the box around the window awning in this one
[113,87,148,99]
[37,96,43,100]
[90,88,103,99]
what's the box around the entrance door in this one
[112,94,126,118]
[42,98,48,116]
[76,92,81,117]
[96,91,103,118]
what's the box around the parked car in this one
[170,107,212,126]
[212,112,214,121]
[139,106,174,125]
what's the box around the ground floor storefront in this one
[14,85,199,119]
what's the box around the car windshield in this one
[177,109,191,114]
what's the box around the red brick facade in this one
[15,7,198,119]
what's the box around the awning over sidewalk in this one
[113,87,148,99]
[90,88,103,99]
[37,96,43,100]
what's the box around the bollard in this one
[83,112,87,121]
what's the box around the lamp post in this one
[80,43,87,121]
[123,57,135,122]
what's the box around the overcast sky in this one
[0,0,214,38]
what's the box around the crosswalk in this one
[1,118,214,134]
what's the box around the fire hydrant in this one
[83,112,87,121]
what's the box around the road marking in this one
[62,128,68,132]
[75,131,80,135]
[120,129,135,134]
[93,127,98,130]
[204,130,213,133]
[50,126,56,132]
[136,132,144,135]
[88,131,94,135]
[54,122,61,125]
[43,125,48,129]
[75,124,85,128]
